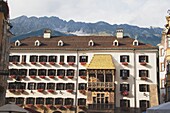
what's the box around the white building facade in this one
[6,29,158,113]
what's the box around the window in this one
[113,40,119,46]
[167,63,170,73]
[65,98,73,105]
[30,55,38,62]
[79,70,87,76]
[133,40,138,46]
[46,98,54,105]
[168,38,170,48]
[8,82,16,89]
[49,56,57,62]
[66,69,74,76]
[9,55,20,63]
[58,40,64,46]
[29,69,37,76]
[60,55,64,62]
[47,83,55,90]
[26,98,35,104]
[78,98,86,105]
[66,83,74,90]
[56,83,65,90]
[38,69,46,76]
[139,84,150,92]
[15,40,21,46]
[120,84,129,91]
[48,69,56,76]
[18,69,27,77]
[5,97,15,104]
[16,82,26,90]
[16,98,24,105]
[139,70,148,77]
[120,55,129,62]
[21,55,26,64]
[37,83,46,90]
[36,98,44,104]
[35,40,40,46]
[88,40,94,46]
[161,79,165,89]
[120,69,129,78]
[78,83,87,90]
[120,99,130,107]
[57,69,65,76]
[167,87,170,101]
[161,63,165,72]
[140,100,149,108]
[160,48,164,56]
[139,55,148,63]
[95,93,108,104]
[67,56,75,62]
[80,56,88,62]
[27,83,36,90]
[55,98,63,105]
[39,56,47,62]
[9,69,18,76]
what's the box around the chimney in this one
[43,29,51,38]
[116,29,123,38]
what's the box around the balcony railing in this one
[88,104,114,110]
[88,82,114,89]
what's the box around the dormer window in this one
[58,40,64,46]
[35,40,40,46]
[15,40,21,46]
[113,40,119,46]
[88,40,94,46]
[133,40,138,46]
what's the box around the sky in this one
[8,0,170,28]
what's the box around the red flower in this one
[80,76,86,79]
[68,62,74,65]
[49,62,55,65]
[30,75,36,79]
[58,76,64,79]
[80,62,86,65]
[122,62,128,65]
[49,75,55,78]
[67,76,74,79]
[31,62,36,65]
[59,62,64,65]
[40,62,46,65]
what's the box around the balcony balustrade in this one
[88,104,114,110]
[88,82,114,90]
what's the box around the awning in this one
[87,54,115,69]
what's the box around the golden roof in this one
[87,54,115,69]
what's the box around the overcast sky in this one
[8,0,170,28]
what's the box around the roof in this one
[0,103,29,113]
[147,102,170,113]
[87,54,115,69]
[10,36,157,50]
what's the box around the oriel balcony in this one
[88,103,114,110]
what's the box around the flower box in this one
[49,75,55,78]
[48,89,54,93]
[9,75,16,78]
[140,62,147,66]
[141,76,148,80]
[55,105,62,109]
[9,89,15,92]
[67,76,74,79]
[49,62,55,65]
[27,104,33,107]
[79,105,86,109]
[16,89,24,92]
[122,62,128,65]
[65,105,72,109]
[59,62,64,65]
[30,75,36,79]
[36,104,43,108]
[39,75,46,79]
[80,62,86,65]
[38,89,44,92]
[21,62,26,65]
[31,62,36,65]
[40,62,46,65]
[121,91,129,96]
[46,105,52,108]
[79,90,86,95]
[12,62,18,65]
[68,62,74,65]
[67,89,73,93]
[80,76,86,79]
[122,76,128,80]
[58,75,64,79]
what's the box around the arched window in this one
[113,40,119,46]
[15,40,21,46]
[35,40,41,46]
[58,40,64,46]
[133,40,138,46]
[88,40,94,46]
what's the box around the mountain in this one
[10,16,163,46]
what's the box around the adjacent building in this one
[0,0,12,106]
[6,29,158,113]
[158,13,170,103]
